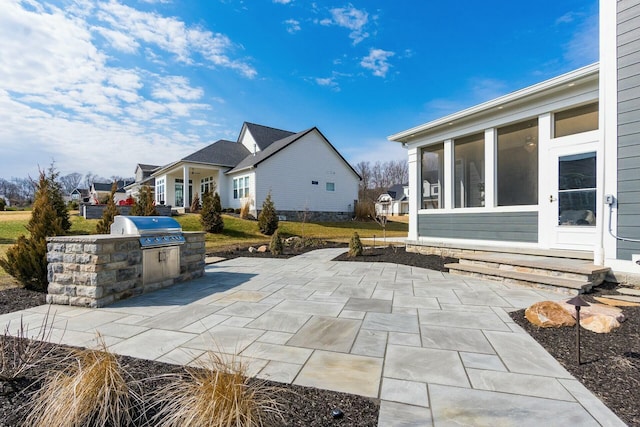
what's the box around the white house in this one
[149,122,360,220]
[388,0,640,282]
[375,184,409,216]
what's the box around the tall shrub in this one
[258,191,278,235]
[348,232,363,257]
[95,183,120,234]
[0,171,65,291]
[270,229,283,255]
[46,163,71,232]
[130,185,158,216]
[200,191,224,233]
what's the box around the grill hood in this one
[110,215,181,236]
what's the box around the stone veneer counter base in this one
[46,232,205,307]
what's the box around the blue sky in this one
[0,0,598,180]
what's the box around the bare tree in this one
[59,172,83,194]
[355,161,372,200]
[386,160,409,185]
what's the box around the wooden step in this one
[445,263,592,295]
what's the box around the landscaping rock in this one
[525,301,575,328]
[257,245,268,253]
[559,302,626,323]
[581,314,621,333]
[248,246,256,253]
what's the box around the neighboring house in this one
[149,122,360,219]
[89,181,128,205]
[70,188,90,203]
[387,0,640,279]
[124,164,160,200]
[376,184,409,216]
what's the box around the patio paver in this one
[2,247,626,426]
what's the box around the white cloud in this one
[273,0,292,4]
[0,0,242,178]
[556,11,578,25]
[152,76,204,101]
[94,1,257,77]
[562,10,598,66]
[284,19,301,34]
[360,48,395,77]
[320,4,369,45]
[315,76,339,91]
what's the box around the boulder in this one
[525,301,576,328]
[257,245,268,253]
[248,246,256,253]
[581,314,621,333]
[558,301,625,323]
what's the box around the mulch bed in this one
[510,283,640,426]
[1,244,638,425]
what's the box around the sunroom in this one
[389,64,602,259]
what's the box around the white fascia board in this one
[388,63,599,143]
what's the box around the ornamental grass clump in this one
[150,351,284,427]
[25,338,137,427]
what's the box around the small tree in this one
[0,198,5,211]
[130,185,158,216]
[95,183,120,234]
[348,232,363,257]
[46,163,71,232]
[200,191,224,233]
[258,191,278,235]
[270,229,283,255]
[190,192,201,213]
[0,170,65,291]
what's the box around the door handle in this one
[549,195,557,203]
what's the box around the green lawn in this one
[0,211,408,284]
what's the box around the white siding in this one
[239,129,260,154]
[224,171,257,211]
[253,130,359,212]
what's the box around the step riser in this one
[448,269,582,295]
[458,259,606,284]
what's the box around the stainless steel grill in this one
[110,215,185,284]
[111,215,186,248]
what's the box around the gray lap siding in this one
[617,0,640,259]
[417,212,538,243]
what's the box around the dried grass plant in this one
[149,351,285,427]
[24,336,138,427]
[240,198,251,219]
[0,308,55,393]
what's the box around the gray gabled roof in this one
[182,140,250,167]
[227,127,361,180]
[386,183,408,201]
[137,163,160,172]
[242,122,296,151]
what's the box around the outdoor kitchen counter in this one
[46,232,205,307]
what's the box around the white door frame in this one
[539,130,600,251]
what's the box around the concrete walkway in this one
[0,248,625,426]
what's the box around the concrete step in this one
[445,263,592,295]
[457,253,609,284]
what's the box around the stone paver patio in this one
[0,248,626,426]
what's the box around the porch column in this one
[484,129,495,208]
[443,139,453,209]
[183,165,189,210]
[408,147,419,241]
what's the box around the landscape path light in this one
[566,295,590,365]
